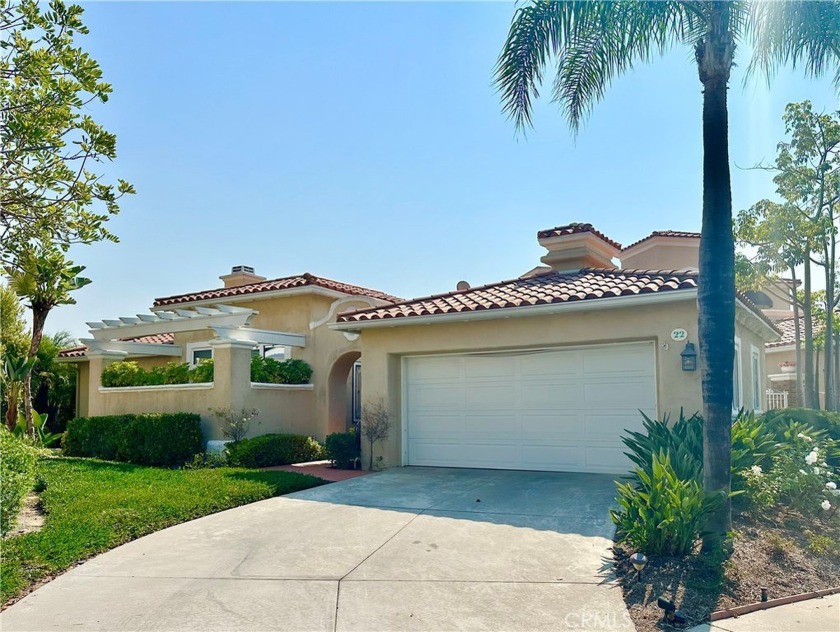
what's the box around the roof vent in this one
[219,265,267,289]
[456,280,471,291]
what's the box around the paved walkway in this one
[266,459,369,482]
[1,467,631,631]
[688,594,840,632]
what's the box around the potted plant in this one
[779,361,796,374]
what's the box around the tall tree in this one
[495,1,840,548]
[0,0,134,263]
[4,244,90,433]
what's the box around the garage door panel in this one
[406,343,656,474]
[410,357,462,381]
[520,383,584,407]
[521,444,583,470]
[583,380,656,408]
[463,355,517,378]
[409,414,462,438]
[521,413,585,441]
[583,345,655,375]
[464,413,521,438]
[464,384,517,409]
[408,384,463,410]
[584,412,647,442]
[520,351,580,376]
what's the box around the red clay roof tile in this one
[536,223,622,250]
[622,230,702,252]
[152,273,401,307]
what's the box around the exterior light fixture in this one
[657,597,687,625]
[629,552,647,581]
[681,341,697,372]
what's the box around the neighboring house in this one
[764,315,826,409]
[59,269,401,443]
[331,224,780,474]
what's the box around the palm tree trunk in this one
[696,4,735,550]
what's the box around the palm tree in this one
[496,0,839,548]
[4,244,90,434]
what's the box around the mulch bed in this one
[613,507,840,631]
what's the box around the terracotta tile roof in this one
[58,333,176,358]
[337,268,698,323]
[766,315,822,349]
[623,230,701,251]
[152,273,401,308]
[536,223,622,250]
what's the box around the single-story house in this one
[61,223,780,474]
[330,224,780,473]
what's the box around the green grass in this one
[1,457,324,605]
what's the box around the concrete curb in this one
[709,586,840,621]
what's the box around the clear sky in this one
[49,1,838,339]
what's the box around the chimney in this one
[219,265,267,288]
[620,231,700,271]
[537,223,621,272]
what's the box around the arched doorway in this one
[327,351,361,435]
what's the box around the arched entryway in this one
[327,351,361,435]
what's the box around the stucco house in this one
[61,223,780,473]
[60,269,401,443]
[331,224,779,473]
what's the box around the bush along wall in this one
[226,434,324,468]
[101,360,214,387]
[63,413,203,467]
[250,357,313,385]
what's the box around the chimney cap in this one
[231,265,256,274]
[537,223,622,250]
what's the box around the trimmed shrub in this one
[761,408,840,465]
[612,453,722,556]
[101,361,213,388]
[0,430,38,535]
[250,357,313,385]
[325,429,360,469]
[63,413,203,466]
[226,434,324,468]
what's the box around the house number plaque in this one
[670,328,688,341]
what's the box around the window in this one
[187,343,213,367]
[352,361,362,423]
[733,338,742,411]
[751,346,762,412]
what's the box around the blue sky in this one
[51,1,837,338]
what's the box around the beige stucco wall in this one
[77,291,370,441]
[355,298,774,468]
[619,241,699,271]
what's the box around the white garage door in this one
[404,342,657,474]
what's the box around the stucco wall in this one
[77,291,370,441]
[355,298,773,468]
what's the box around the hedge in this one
[250,357,313,384]
[324,430,360,469]
[101,360,214,387]
[227,434,324,468]
[63,413,203,466]
[226,434,324,468]
[0,430,38,535]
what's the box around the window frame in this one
[733,337,743,412]
[186,342,213,368]
[750,344,762,413]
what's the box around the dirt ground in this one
[614,508,840,631]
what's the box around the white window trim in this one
[750,344,762,413]
[733,337,743,412]
[186,342,213,367]
[256,344,292,360]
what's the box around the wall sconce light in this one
[681,341,697,372]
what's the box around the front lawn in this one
[1,457,324,606]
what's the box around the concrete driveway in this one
[1,467,632,631]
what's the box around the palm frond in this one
[747,0,840,88]
[495,1,697,133]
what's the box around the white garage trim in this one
[401,341,658,474]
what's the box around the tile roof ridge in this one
[622,230,702,251]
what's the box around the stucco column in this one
[86,351,125,417]
[207,338,256,439]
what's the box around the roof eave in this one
[330,289,698,331]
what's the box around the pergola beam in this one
[88,305,257,341]
[80,339,184,357]
[210,326,306,348]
